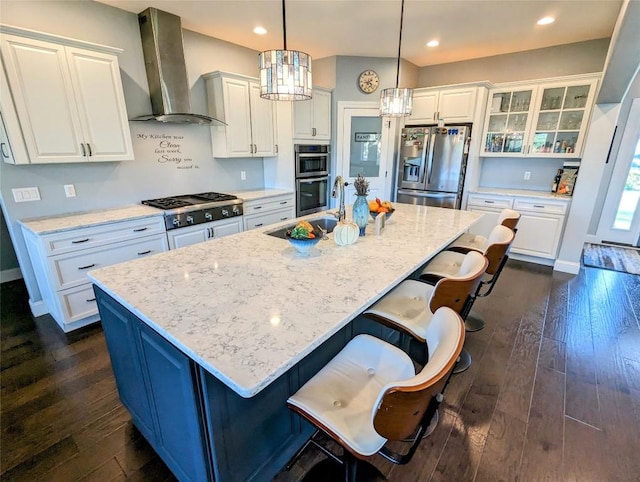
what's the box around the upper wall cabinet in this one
[480,75,599,158]
[406,86,478,125]
[205,71,277,158]
[0,26,133,164]
[292,87,331,141]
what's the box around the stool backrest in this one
[498,209,521,230]
[373,307,464,440]
[429,252,488,314]
[484,225,515,275]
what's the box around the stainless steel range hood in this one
[134,7,225,126]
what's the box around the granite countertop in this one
[88,204,482,398]
[469,188,573,201]
[19,205,164,235]
[231,188,294,202]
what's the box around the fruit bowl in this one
[370,209,395,221]
[285,230,321,254]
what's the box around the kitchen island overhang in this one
[89,204,483,481]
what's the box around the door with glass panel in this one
[338,107,395,205]
[596,98,640,247]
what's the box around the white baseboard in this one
[0,267,23,283]
[28,299,49,317]
[553,259,581,274]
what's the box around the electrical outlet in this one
[64,184,76,197]
[240,171,246,181]
[524,171,531,181]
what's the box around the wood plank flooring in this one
[2,260,640,481]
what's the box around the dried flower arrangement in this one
[353,174,370,196]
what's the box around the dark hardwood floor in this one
[2,260,640,481]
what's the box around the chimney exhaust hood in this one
[134,7,225,126]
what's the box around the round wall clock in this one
[357,70,380,94]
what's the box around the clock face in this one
[358,70,379,94]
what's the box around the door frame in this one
[595,97,640,246]
[335,101,400,206]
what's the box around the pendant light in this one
[259,0,312,100]
[380,0,413,116]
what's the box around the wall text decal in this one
[135,132,199,169]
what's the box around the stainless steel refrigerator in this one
[395,126,470,209]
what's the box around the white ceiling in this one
[98,0,623,67]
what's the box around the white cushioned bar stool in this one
[447,208,520,253]
[287,307,465,481]
[362,250,486,376]
[418,225,515,373]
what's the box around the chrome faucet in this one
[332,176,348,222]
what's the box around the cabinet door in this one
[511,212,564,259]
[66,47,133,161]
[292,97,314,139]
[168,226,209,250]
[312,89,332,140]
[249,82,276,156]
[138,323,210,482]
[221,77,253,156]
[528,79,598,158]
[213,218,243,238]
[96,290,156,444]
[482,88,536,156]
[0,34,86,163]
[439,88,477,122]
[406,90,438,124]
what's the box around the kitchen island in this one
[88,204,482,482]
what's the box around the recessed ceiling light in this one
[253,26,267,35]
[426,40,439,48]
[537,16,555,25]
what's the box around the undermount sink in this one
[266,216,339,239]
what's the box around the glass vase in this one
[352,195,369,236]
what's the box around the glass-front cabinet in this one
[481,76,599,158]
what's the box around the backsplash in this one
[478,156,569,193]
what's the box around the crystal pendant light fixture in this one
[380,0,413,116]
[259,0,312,100]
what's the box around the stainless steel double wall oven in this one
[295,144,330,217]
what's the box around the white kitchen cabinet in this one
[0,112,16,163]
[205,71,276,158]
[167,217,243,250]
[480,75,599,158]
[0,26,133,164]
[21,216,167,332]
[292,87,331,140]
[243,194,295,231]
[406,86,478,125]
[465,192,570,262]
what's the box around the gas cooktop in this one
[142,192,243,230]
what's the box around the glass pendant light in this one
[380,0,413,116]
[259,0,312,100]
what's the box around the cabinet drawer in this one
[244,195,294,215]
[50,234,168,290]
[513,199,568,215]
[467,194,513,209]
[58,284,98,324]
[244,207,295,230]
[43,217,166,255]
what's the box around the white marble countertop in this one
[469,187,573,201]
[19,205,164,235]
[88,204,482,398]
[230,188,294,202]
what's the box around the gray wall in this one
[418,38,610,87]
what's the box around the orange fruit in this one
[368,201,379,211]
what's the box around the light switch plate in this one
[12,187,40,202]
[64,184,76,197]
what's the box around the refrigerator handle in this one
[426,131,437,185]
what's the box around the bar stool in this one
[447,208,520,253]
[363,251,487,368]
[287,307,465,481]
[420,224,516,331]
